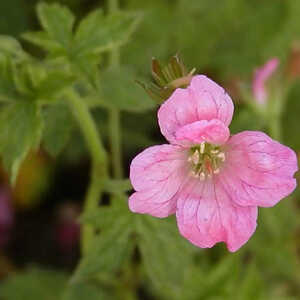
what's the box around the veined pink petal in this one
[176,178,258,252]
[252,58,279,104]
[158,75,234,144]
[129,144,188,218]
[220,131,298,207]
[175,119,230,146]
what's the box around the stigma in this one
[187,142,226,180]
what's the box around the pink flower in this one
[252,58,279,104]
[129,75,298,252]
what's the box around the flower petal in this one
[220,131,298,207]
[158,75,234,144]
[176,178,257,252]
[175,119,230,146]
[129,144,188,218]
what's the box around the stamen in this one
[188,144,225,181]
[200,142,205,154]
[218,152,225,162]
[210,149,219,154]
[213,168,220,174]
[191,150,200,164]
[199,172,205,181]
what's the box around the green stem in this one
[269,115,282,141]
[66,90,107,255]
[108,0,123,179]
[109,108,123,178]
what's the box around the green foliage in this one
[42,103,74,156]
[0,267,68,300]
[98,67,155,112]
[37,2,75,49]
[73,198,136,282]
[72,9,142,57]
[0,101,42,183]
[136,215,194,298]
[23,3,141,60]
[1,0,300,300]
[63,282,113,300]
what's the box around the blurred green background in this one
[0,0,300,299]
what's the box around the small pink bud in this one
[252,58,279,104]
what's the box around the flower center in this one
[187,142,226,180]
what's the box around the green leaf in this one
[180,254,240,300]
[80,196,131,229]
[0,35,28,60]
[73,198,135,282]
[102,178,132,195]
[22,31,63,54]
[0,101,43,183]
[98,67,155,112]
[35,71,75,101]
[42,104,74,157]
[73,10,142,57]
[37,2,74,48]
[136,215,194,298]
[0,267,68,300]
[63,282,113,300]
[0,55,20,102]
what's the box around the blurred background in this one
[0,0,300,299]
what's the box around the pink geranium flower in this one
[129,75,298,252]
[252,58,279,104]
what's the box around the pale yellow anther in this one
[199,172,206,181]
[218,152,225,162]
[191,150,200,164]
[200,142,205,154]
[210,149,219,154]
[213,168,220,174]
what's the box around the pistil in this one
[188,142,226,180]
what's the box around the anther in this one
[191,150,200,164]
[217,152,225,162]
[199,172,206,181]
[213,168,220,174]
[200,142,205,154]
[210,149,219,154]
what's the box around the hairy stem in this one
[108,0,123,179]
[66,90,108,255]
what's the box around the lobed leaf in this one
[73,10,142,57]
[37,2,75,48]
[99,67,155,112]
[0,55,20,102]
[0,35,28,60]
[42,103,74,157]
[74,197,135,282]
[0,101,43,183]
[136,215,194,298]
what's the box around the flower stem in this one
[109,108,123,178]
[269,116,282,141]
[66,90,108,255]
[108,0,123,179]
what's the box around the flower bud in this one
[252,58,279,105]
[137,55,196,103]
